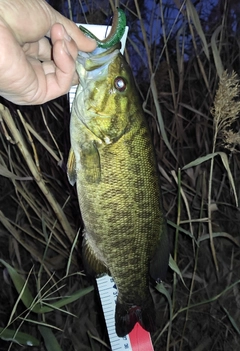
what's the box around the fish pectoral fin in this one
[80,141,101,183]
[149,228,169,282]
[67,148,77,186]
[82,236,109,276]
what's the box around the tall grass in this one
[0,0,240,350]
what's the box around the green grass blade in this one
[155,283,172,319]
[198,232,239,247]
[0,259,35,311]
[36,286,94,313]
[211,25,224,78]
[167,220,195,239]
[218,152,238,206]
[155,282,173,350]
[179,279,240,313]
[38,326,63,351]
[169,254,186,288]
[18,318,62,331]
[0,327,39,346]
[151,75,177,160]
[182,151,238,205]
[0,259,93,314]
[222,306,240,335]
[186,0,209,60]
[182,152,219,169]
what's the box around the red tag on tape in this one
[129,323,154,351]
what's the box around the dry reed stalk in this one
[0,103,76,243]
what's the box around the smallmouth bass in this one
[67,11,169,337]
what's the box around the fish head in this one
[73,44,139,144]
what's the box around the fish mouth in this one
[77,42,121,73]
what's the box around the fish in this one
[67,9,169,337]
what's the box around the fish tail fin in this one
[115,296,156,337]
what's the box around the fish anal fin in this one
[82,236,109,276]
[115,296,156,337]
[67,148,77,186]
[150,228,169,282]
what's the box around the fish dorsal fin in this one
[82,236,109,276]
[149,228,169,282]
[67,148,77,186]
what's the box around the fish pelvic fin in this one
[115,296,156,337]
[67,148,77,186]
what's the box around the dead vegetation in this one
[0,0,240,350]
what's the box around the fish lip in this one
[77,43,121,72]
[79,42,121,59]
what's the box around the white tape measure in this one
[96,275,131,350]
[96,274,154,351]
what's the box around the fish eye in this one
[114,76,127,92]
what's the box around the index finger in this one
[0,0,96,52]
[50,8,97,52]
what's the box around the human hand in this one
[0,0,97,105]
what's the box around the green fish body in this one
[67,43,169,337]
